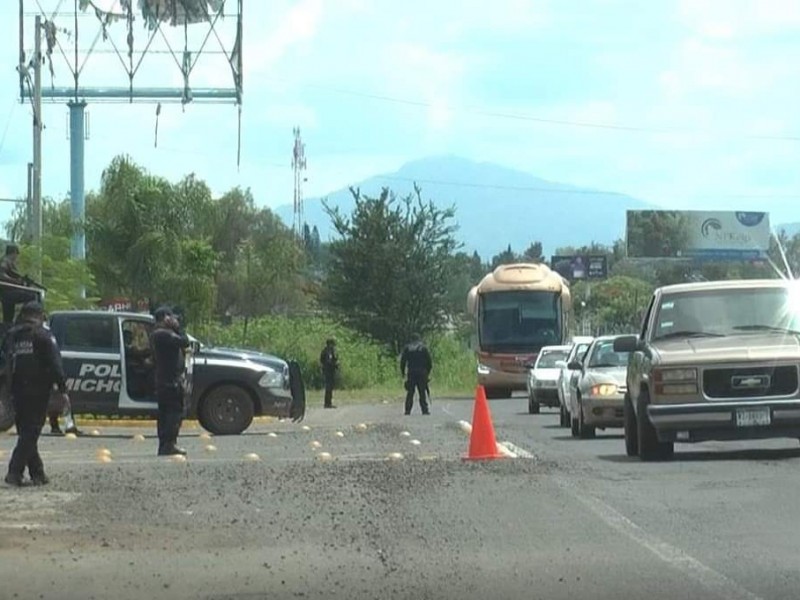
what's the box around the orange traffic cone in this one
[463,385,505,461]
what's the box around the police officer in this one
[4,301,68,486]
[319,338,338,409]
[150,306,190,456]
[0,245,38,325]
[400,333,433,416]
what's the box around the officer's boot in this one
[4,472,23,487]
[157,413,187,456]
[49,414,62,435]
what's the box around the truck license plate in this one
[735,407,771,427]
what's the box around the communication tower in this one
[292,126,307,237]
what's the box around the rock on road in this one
[1,397,800,600]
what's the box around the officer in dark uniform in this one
[400,333,433,416]
[150,306,190,456]
[319,338,338,409]
[4,301,68,486]
[0,245,38,325]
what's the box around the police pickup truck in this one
[0,310,305,435]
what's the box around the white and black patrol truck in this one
[0,310,306,435]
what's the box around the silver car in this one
[526,345,571,414]
[567,335,632,439]
[557,337,594,427]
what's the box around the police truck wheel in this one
[197,385,255,435]
[528,395,540,414]
[0,381,14,433]
[636,391,673,461]
[623,394,638,457]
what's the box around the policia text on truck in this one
[0,310,306,436]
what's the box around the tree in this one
[522,241,543,262]
[585,276,654,334]
[5,199,96,309]
[323,186,460,351]
[15,235,98,310]
[490,244,517,269]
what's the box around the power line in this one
[264,78,800,142]
[0,98,18,158]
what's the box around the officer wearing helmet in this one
[4,301,68,486]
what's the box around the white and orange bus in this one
[467,263,573,399]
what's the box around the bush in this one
[199,316,475,392]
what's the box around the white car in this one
[527,345,571,414]
[557,336,594,427]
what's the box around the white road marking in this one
[554,476,764,600]
[500,441,535,459]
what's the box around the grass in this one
[199,315,477,394]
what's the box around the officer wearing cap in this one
[319,338,338,409]
[0,244,38,325]
[4,301,68,486]
[150,306,191,456]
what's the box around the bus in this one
[467,263,573,399]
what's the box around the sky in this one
[1,0,800,229]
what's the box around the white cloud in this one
[247,0,325,74]
[678,0,800,38]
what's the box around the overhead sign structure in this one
[626,210,771,260]
[551,255,608,281]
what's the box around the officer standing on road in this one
[319,338,338,409]
[400,333,433,416]
[0,245,38,326]
[4,301,68,486]
[150,306,190,457]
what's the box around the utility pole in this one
[32,14,43,280]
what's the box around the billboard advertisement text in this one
[626,210,770,260]
[551,255,608,280]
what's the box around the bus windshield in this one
[479,290,562,352]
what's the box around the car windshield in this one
[536,350,569,368]
[653,286,800,340]
[572,343,591,362]
[587,339,630,368]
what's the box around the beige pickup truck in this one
[614,279,800,461]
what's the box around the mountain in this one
[275,155,655,259]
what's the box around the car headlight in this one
[477,363,492,375]
[258,368,284,388]
[654,368,697,382]
[590,384,618,396]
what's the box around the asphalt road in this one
[2,396,800,600]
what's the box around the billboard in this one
[626,210,770,260]
[551,255,608,281]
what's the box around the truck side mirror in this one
[567,360,582,370]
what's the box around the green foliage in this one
[323,185,460,352]
[584,275,655,334]
[625,211,693,258]
[16,236,98,310]
[200,316,475,392]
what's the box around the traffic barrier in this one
[463,385,506,461]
